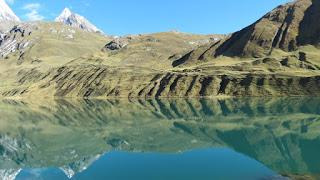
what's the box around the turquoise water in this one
[0,98,320,179]
[17,149,275,180]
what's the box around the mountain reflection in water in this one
[0,98,320,180]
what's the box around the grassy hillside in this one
[0,22,223,98]
[0,0,319,98]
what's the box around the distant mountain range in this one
[0,0,101,33]
[0,0,319,98]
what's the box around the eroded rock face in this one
[0,24,33,59]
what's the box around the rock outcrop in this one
[0,24,33,59]
[102,38,129,51]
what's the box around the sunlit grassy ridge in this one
[0,22,224,98]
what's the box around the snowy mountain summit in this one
[55,8,102,33]
[0,0,20,22]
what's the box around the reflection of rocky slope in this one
[0,98,320,178]
[0,169,21,180]
[60,155,101,178]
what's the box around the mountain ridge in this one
[214,0,316,57]
[174,0,320,63]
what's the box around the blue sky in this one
[7,0,291,36]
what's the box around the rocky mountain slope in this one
[216,0,315,58]
[0,21,220,98]
[173,0,320,61]
[0,0,319,98]
[55,8,102,33]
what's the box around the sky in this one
[6,0,291,36]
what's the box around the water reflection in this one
[0,98,320,179]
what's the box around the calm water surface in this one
[0,98,319,180]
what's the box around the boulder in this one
[103,38,129,51]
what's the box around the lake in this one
[0,98,319,180]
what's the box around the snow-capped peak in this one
[55,8,102,33]
[59,8,72,19]
[0,0,20,22]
